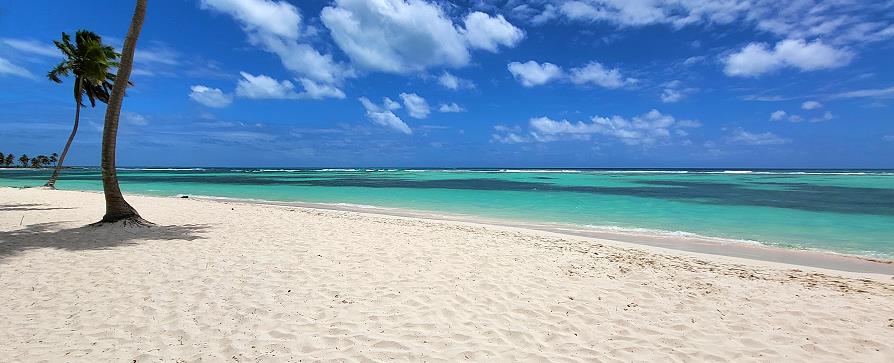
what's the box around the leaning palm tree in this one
[45,30,121,189]
[95,0,148,225]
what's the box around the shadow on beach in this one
[0,203,77,212]
[0,221,209,262]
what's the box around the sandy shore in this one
[2,187,893,362]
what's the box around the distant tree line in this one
[0,152,59,168]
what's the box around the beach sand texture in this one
[1,187,893,362]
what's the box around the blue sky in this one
[0,0,892,168]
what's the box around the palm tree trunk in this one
[45,102,80,189]
[95,0,149,225]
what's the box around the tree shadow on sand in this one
[0,221,209,262]
[0,203,76,211]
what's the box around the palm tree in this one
[45,30,121,189]
[4,154,13,167]
[19,154,29,168]
[37,155,50,167]
[0,152,4,166]
[96,0,148,225]
[30,158,41,168]
[50,153,58,167]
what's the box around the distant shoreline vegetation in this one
[0,152,58,169]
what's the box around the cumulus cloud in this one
[801,100,822,110]
[236,72,303,99]
[297,78,347,99]
[200,0,300,39]
[200,0,349,86]
[461,12,525,52]
[321,0,522,74]
[438,102,465,113]
[0,57,34,79]
[399,93,431,119]
[493,109,699,146]
[438,71,475,90]
[724,39,854,77]
[383,97,401,110]
[508,60,635,89]
[769,110,787,121]
[568,61,637,88]
[359,97,412,134]
[727,128,789,145]
[189,85,234,108]
[507,61,563,87]
[234,72,345,100]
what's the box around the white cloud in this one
[811,111,834,122]
[0,57,34,79]
[438,71,475,90]
[727,128,789,145]
[724,39,853,77]
[200,0,300,39]
[234,72,344,100]
[236,72,302,99]
[568,61,637,88]
[359,97,412,134]
[769,110,787,121]
[660,80,695,103]
[508,60,635,89]
[492,132,530,144]
[399,92,431,119]
[529,109,698,145]
[461,12,525,52]
[201,0,348,85]
[507,61,563,87]
[494,109,699,146]
[832,86,894,99]
[660,88,684,103]
[297,78,346,99]
[682,56,705,66]
[1,38,57,57]
[321,0,522,74]
[438,102,465,113]
[383,97,401,110]
[122,111,149,126]
[135,46,180,66]
[801,100,822,110]
[559,0,670,26]
[189,85,234,108]
[545,1,893,48]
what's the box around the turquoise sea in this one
[2,168,893,259]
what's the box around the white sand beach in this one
[2,187,893,362]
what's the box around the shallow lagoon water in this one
[2,168,893,259]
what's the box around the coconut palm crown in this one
[44,30,122,188]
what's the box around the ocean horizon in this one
[3,167,893,260]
